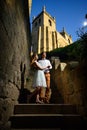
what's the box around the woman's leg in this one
[36,87,44,103]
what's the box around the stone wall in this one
[0,0,31,128]
[51,58,87,116]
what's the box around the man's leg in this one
[45,88,52,103]
[39,87,46,102]
[45,73,50,89]
[45,73,52,103]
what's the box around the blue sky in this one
[30,0,87,42]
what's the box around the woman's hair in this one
[30,53,37,70]
[30,53,37,65]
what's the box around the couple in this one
[31,52,52,104]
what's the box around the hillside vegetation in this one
[47,36,87,62]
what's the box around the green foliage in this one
[47,39,87,62]
[47,28,87,62]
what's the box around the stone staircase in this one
[10,103,87,130]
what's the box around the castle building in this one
[31,6,72,54]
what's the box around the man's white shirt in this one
[38,59,52,73]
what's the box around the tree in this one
[76,14,87,61]
[85,14,87,19]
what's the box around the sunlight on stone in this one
[60,63,67,71]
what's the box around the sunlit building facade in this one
[32,7,72,54]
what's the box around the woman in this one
[31,53,49,103]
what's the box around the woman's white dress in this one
[33,61,47,88]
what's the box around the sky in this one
[30,0,87,42]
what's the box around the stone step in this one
[14,104,78,114]
[11,129,60,130]
[10,114,86,129]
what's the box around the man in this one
[38,52,52,103]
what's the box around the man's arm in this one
[48,60,52,69]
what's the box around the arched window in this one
[35,22,37,27]
[48,19,52,26]
[39,18,41,24]
[68,39,70,43]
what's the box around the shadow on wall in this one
[18,88,31,103]
[50,70,64,104]
[18,88,38,103]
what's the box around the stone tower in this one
[32,6,72,54]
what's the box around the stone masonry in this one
[0,0,32,129]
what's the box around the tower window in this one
[48,19,52,26]
[35,22,37,27]
[39,19,41,24]
[68,39,70,43]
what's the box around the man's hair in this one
[41,51,46,56]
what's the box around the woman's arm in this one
[35,61,48,70]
